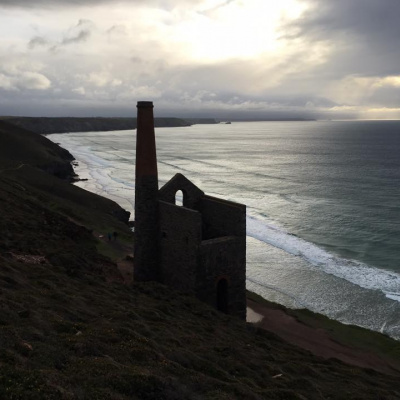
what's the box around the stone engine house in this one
[134,101,246,319]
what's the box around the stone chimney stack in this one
[134,101,160,282]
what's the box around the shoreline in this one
[69,151,400,360]
[246,291,400,376]
[47,130,400,341]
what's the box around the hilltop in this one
[0,120,400,399]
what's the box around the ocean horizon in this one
[48,120,400,339]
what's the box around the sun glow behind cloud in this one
[163,0,307,62]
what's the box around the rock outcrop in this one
[0,120,130,224]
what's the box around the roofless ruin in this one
[134,101,246,319]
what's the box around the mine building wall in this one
[159,200,201,293]
[200,195,246,240]
[158,173,204,209]
[134,101,246,319]
[197,236,247,319]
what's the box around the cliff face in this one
[0,120,130,224]
[39,160,76,180]
[2,116,192,134]
[0,120,75,179]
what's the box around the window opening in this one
[175,190,183,206]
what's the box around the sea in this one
[48,120,400,339]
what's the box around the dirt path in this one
[94,231,133,285]
[117,258,133,285]
[247,298,400,376]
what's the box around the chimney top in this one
[137,101,153,108]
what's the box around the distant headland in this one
[0,116,193,135]
[0,116,315,135]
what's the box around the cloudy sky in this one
[1,0,399,119]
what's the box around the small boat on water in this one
[225,121,231,124]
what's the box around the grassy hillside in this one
[0,120,131,259]
[0,120,74,177]
[0,122,399,399]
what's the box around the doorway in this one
[217,278,229,314]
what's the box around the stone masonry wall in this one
[159,200,202,293]
[200,196,246,239]
[158,173,204,209]
[134,175,160,282]
[197,236,246,319]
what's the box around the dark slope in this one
[0,120,130,231]
[0,123,399,399]
[0,120,75,178]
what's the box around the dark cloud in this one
[286,0,400,77]
[106,24,127,36]
[29,19,94,52]
[0,0,199,8]
[61,29,91,45]
[199,0,236,16]
[28,36,48,49]
[0,0,112,7]
[293,0,400,41]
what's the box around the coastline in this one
[246,291,400,376]
[61,140,400,373]
[48,126,400,341]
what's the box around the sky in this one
[1,0,400,119]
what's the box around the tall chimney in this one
[134,101,160,282]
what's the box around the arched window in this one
[175,190,183,206]
[216,278,229,314]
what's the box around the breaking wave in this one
[247,216,400,303]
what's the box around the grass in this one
[1,257,399,399]
[0,120,74,170]
[247,290,400,367]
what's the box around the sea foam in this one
[247,215,400,303]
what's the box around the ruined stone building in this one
[134,101,246,319]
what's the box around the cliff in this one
[0,120,130,222]
[0,123,399,399]
[0,120,75,179]
[1,116,191,135]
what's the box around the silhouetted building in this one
[134,101,246,319]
